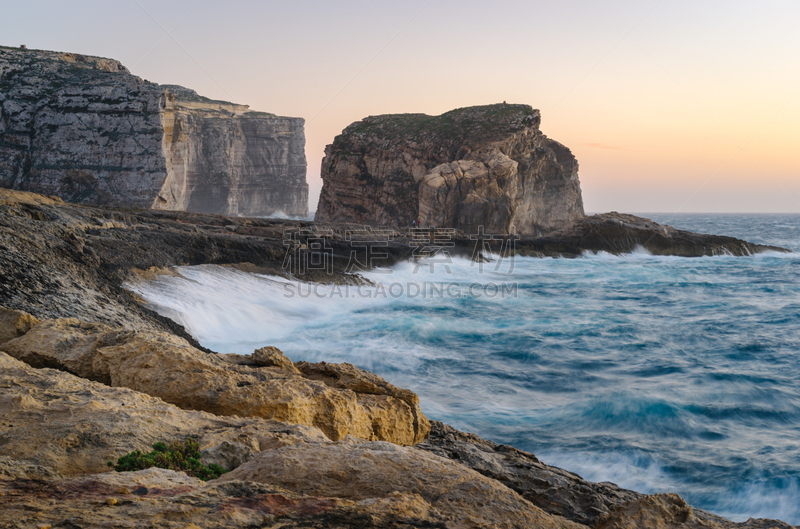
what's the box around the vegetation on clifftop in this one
[340,103,540,144]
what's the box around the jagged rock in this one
[0,46,308,217]
[595,493,794,529]
[419,422,796,528]
[316,104,584,235]
[238,345,302,374]
[296,361,429,445]
[0,307,38,345]
[417,421,639,525]
[3,318,430,445]
[214,438,586,529]
[419,153,519,234]
[0,352,327,477]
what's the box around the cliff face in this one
[316,104,583,235]
[0,46,307,217]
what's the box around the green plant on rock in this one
[107,438,226,481]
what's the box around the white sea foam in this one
[537,450,800,523]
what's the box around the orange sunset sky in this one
[3,0,799,213]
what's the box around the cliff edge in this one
[316,104,584,235]
[0,46,308,217]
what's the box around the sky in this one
[2,0,799,213]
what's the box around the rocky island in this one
[316,104,584,236]
[0,46,308,217]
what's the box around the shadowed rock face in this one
[316,104,584,235]
[0,46,307,217]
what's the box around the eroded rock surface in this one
[0,307,38,345]
[0,46,307,217]
[0,352,327,477]
[3,318,430,445]
[0,468,353,529]
[215,438,586,529]
[316,104,584,235]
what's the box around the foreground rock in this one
[595,494,794,529]
[0,46,308,217]
[418,421,639,525]
[0,351,575,528]
[0,352,327,477]
[316,104,584,235]
[0,468,434,529]
[3,317,430,445]
[215,438,585,529]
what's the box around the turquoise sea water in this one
[128,214,800,523]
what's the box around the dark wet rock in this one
[510,212,788,257]
[595,493,795,529]
[417,421,639,525]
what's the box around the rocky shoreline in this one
[0,188,794,528]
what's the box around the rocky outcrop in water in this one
[513,212,785,257]
[316,104,584,235]
[0,46,307,216]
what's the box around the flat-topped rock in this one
[316,104,584,235]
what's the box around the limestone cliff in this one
[316,104,584,235]
[0,46,307,217]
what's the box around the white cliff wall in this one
[0,46,307,217]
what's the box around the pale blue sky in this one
[3,0,799,213]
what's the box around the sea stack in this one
[316,104,584,235]
[0,46,308,217]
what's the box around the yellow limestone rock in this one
[0,352,327,477]
[3,318,429,445]
[0,307,39,346]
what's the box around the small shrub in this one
[107,438,226,481]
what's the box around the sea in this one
[126,213,800,523]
